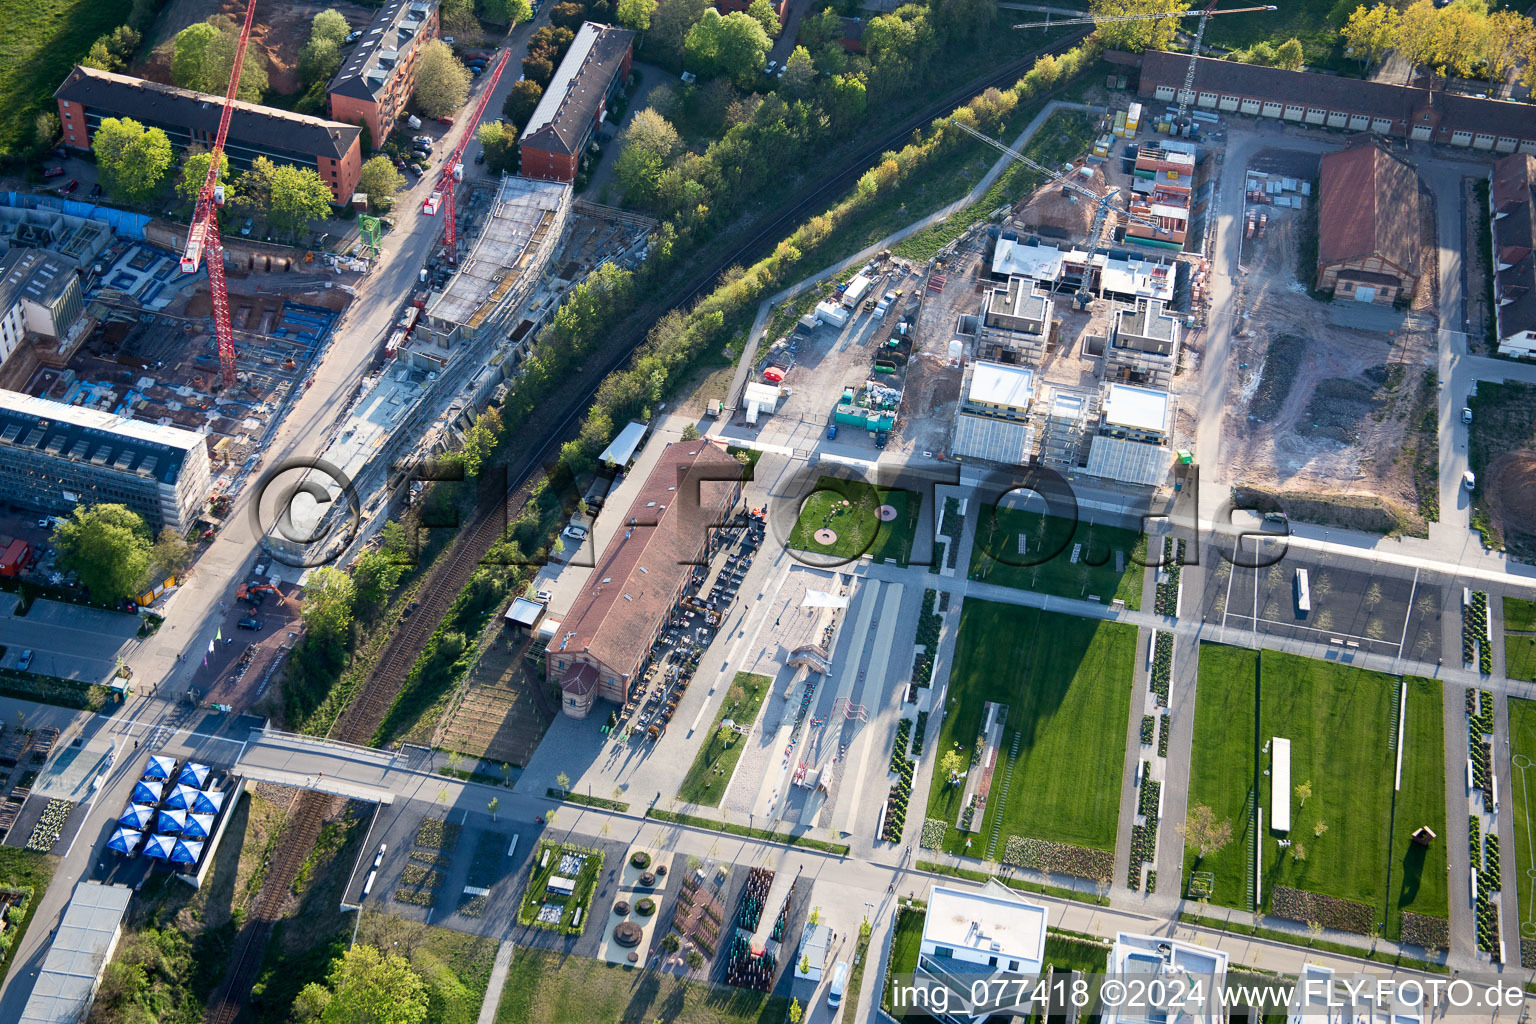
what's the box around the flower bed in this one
[401,865,443,888]
[415,816,462,851]
[1464,591,1492,673]
[1485,833,1500,889]
[25,800,71,853]
[1469,815,1481,869]
[913,711,929,758]
[1150,632,1173,707]
[910,590,943,687]
[920,818,947,849]
[636,897,657,916]
[394,888,434,907]
[1154,538,1183,617]
[1000,836,1113,883]
[1399,912,1450,951]
[1269,887,1373,934]
[1157,714,1170,757]
[630,851,651,870]
[1477,869,1500,955]
[882,720,916,842]
[940,497,965,570]
[1469,691,1494,801]
[1140,715,1154,746]
[518,841,604,934]
[410,850,451,868]
[458,893,488,917]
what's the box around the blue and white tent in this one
[181,813,216,840]
[107,827,140,855]
[163,785,199,810]
[188,789,224,815]
[155,809,187,835]
[131,781,161,806]
[176,763,210,789]
[143,755,177,781]
[170,839,203,865]
[143,834,175,859]
[118,804,154,829]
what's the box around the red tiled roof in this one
[559,662,598,696]
[1317,143,1420,278]
[547,441,740,682]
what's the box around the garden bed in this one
[517,841,603,934]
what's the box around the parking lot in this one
[0,592,141,684]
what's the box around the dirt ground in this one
[1486,451,1536,554]
[139,0,377,95]
[1220,186,1437,524]
[433,633,556,768]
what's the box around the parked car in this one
[42,166,64,178]
[535,589,553,604]
[1464,470,1477,490]
[827,424,837,439]
[16,650,32,672]
[436,115,454,125]
[828,962,848,1007]
[562,524,588,542]
[346,29,362,43]
[60,179,78,194]
[413,134,433,145]
[237,617,262,631]
[240,218,253,236]
[406,114,422,129]
[474,151,485,164]
[1462,407,1474,424]
[90,183,102,198]
[766,60,777,75]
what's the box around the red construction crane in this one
[179,0,259,391]
[425,49,511,263]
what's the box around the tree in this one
[550,1,588,29]
[624,108,682,160]
[939,748,963,784]
[93,118,174,204]
[1294,780,1312,807]
[680,424,702,441]
[684,10,771,88]
[414,40,471,118]
[780,46,816,97]
[746,0,780,37]
[488,796,499,819]
[358,155,405,210]
[1479,10,1529,85]
[171,19,268,101]
[311,8,352,48]
[476,121,519,174]
[351,542,407,609]
[33,111,60,150]
[649,0,711,66]
[300,37,343,88]
[1088,0,1190,53]
[483,0,534,25]
[1341,3,1400,70]
[292,982,332,1022]
[788,997,803,1024]
[53,505,152,602]
[1434,0,1488,79]
[1291,842,1308,862]
[1177,803,1233,862]
[83,41,120,72]
[237,157,334,236]
[316,945,428,1024]
[301,566,356,648]
[176,149,229,206]
[149,527,192,583]
[1394,0,1445,76]
[1314,819,1328,837]
[440,0,479,34]
[556,771,571,794]
[618,0,658,31]
[503,79,544,127]
[1272,38,1304,70]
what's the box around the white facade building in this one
[1107,932,1230,1024]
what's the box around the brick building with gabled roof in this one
[1490,152,1536,356]
[519,23,635,184]
[1314,143,1421,303]
[545,440,741,718]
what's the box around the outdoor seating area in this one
[108,757,226,870]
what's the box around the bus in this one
[1295,568,1311,616]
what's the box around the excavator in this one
[236,582,282,606]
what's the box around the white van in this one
[828,961,849,1006]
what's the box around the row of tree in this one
[1342,0,1536,86]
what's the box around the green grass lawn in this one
[925,602,1135,856]
[496,947,786,1024]
[1202,0,1350,71]
[1504,597,1536,682]
[969,505,1146,610]
[882,904,927,1019]
[0,847,53,983]
[677,672,771,806]
[1508,697,1536,947]
[1185,645,1446,939]
[517,842,603,932]
[0,0,130,161]
[787,477,921,566]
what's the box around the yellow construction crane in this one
[1013,4,1278,131]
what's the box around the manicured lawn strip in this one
[1505,597,1536,633]
[677,672,771,806]
[925,602,1134,855]
[881,904,928,1018]
[545,789,628,812]
[1508,697,1536,952]
[969,505,1145,610]
[1386,676,1448,939]
[645,809,850,855]
[842,922,873,1019]
[1184,644,1258,906]
[1505,598,1536,682]
[0,848,52,984]
[787,477,921,566]
[495,947,786,1024]
[1177,912,1448,975]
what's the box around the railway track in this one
[202,32,1088,1022]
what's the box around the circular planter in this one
[640,871,656,887]
[655,864,667,877]
[613,900,630,916]
[614,921,643,947]
[630,851,651,870]
[636,897,657,917]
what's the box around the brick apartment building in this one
[545,441,741,719]
[1314,143,1421,303]
[1490,153,1536,356]
[519,23,635,184]
[55,66,362,203]
[327,0,440,147]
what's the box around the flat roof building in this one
[1109,297,1180,388]
[328,0,440,148]
[978,277,1052,365]
[1107,932,1229,1024]
[0,249,84,368]
[55,66,363,203]
[545,441,741,718]
[520,23,635,184]
[18,881,133,1024]
[952,361,1035,465]
[1084,382,1173,486]
[423,176,572,347]
[0,389,211,534]
[991,237,1176,305]
[1316,143,1421,303]
[912,882,1048,1024]
[1287,962,1422,1024]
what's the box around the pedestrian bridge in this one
[234,729,404,804]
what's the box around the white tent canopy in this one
[801,590,849,609]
